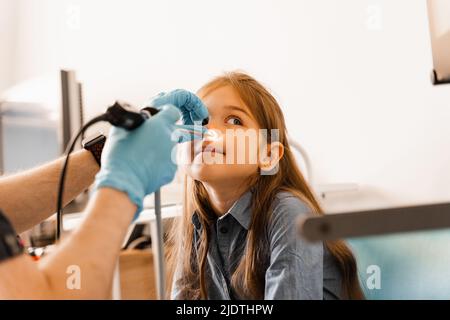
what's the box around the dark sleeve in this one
[0,210,24,263]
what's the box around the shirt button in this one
[219,226,228,234]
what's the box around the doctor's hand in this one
[148,89,209,126]
[94,104,203,217]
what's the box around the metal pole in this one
[152,189,166,299]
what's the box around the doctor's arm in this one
[0,187,135,299]
[0,149,99,233]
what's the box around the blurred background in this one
[1,0,449,214]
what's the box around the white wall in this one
[5,0,450,212]
[0,0,18,92]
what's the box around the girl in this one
[168,72,364,300]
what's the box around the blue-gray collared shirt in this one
[171,191,342,300]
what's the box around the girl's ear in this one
[259,141,284,174]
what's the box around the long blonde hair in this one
[167,72,364,300]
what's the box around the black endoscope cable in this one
[56,102,159,240]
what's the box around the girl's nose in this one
[204,128,220,142]
[202,118,222,141]
[202,121,220,140]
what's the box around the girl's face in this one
[180,85,261,185]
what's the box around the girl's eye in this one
[226,116,242,126]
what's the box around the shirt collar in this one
[191,189,253,230]
[226,190,253,230]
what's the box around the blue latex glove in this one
[94,104,204,216]
[148,89,209,125]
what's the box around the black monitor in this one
[428,0,450,85]
[60,70,84,152]
[58,70,87,236]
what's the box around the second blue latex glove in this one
[148,89,209,125]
